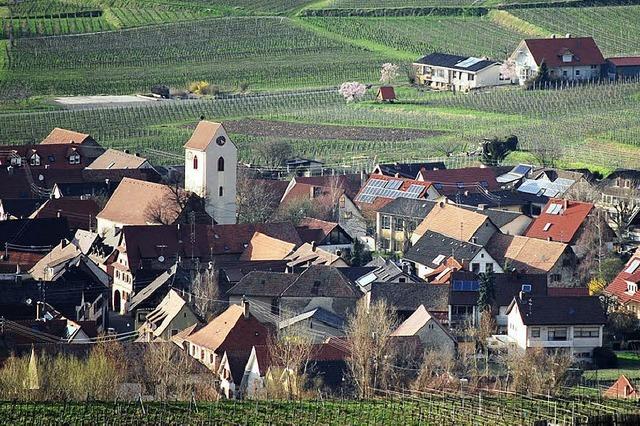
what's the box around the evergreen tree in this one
[350,238,372,267]
[477,271,496,313]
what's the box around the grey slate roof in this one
[449,271,548,307]
[279,307,345,330]
[405,230,483,268]
[507,296,606,326]
[282,265,361,299]
[128,263,191,311]
[454,190,548,208]
[370,282,450,312]
[377,198,436,218]
[227,271,298,298]
[415,53,498,72]
[376,162,446,179]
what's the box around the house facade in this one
[414,53,510,92]
[506,295,605,361]
[509,36,605,85]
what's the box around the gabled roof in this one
[0,217,70,249]
[144,289,193,337]
[30,198,101,230]
[280,175,362,209]
[374,162,446,179]
[415,53,499,72]
[281,265,360,299]
[296,217,339,244]
[608,57,640,67]
[285,242,347,268]
[28,239,81,281]
[184,121,223,151]
[405,230,484,268]
[486,234,567,274]
[96,178,182,225]
[128,263,191,311]
[604,375,638,399]
[413,202,490,242]
[417,167,499,196]
[227,271,298,297]
[0,198,42,219]
[391,305,453,341]
[185,304,269,352]
[377,86,396,100]
[522,37,605,68]
[507,295,606,326]
[605,250,640,304]
[449,271,548,307]
[518,177,575,198]
[377,197,435,218]
[41,128,92,145]
[453,189,549,209]
[86,149,149,170]
[525,198,593,243]
[279,307,345,330]
[0,143,95,170]
[239,231,299,261]
[354,174,432,207]
[370,282,450,313]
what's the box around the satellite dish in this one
[38,174,44,181]
[158,256,165,263]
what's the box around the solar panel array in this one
[456,57,483,68]
[452,280,480,292]
[545,203,563,215]
[355,179,425,204]
[517,178,575,198]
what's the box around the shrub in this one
[188,80,210,95]
[592,347,618,369]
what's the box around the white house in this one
[184,120,237,224]
[391,305,456,355]
[413,52,511,92]
[509,36,605,85]
[506,295,606,362]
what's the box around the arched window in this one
[193,155,198,170]
[217,156,224,171]
[219,186,224,197]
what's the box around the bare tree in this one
[144,182,193,225]
[236,169,279,224]
[142,343,204,400]
[191,264,221,321]
[607,181,640,243]
[432,140,466,157]
[257,139,293,168]
[529,139,563,167]
[575,209,611,283]
[266,325,314,399]
[274,197,317,225]
[506,348,572,395]
[412,349,455,391]
[345,299,397,399]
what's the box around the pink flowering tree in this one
[380,63,399,85]
[338,82,367,103]
[500,59,516,81]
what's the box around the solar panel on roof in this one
[386,180,402,190]
[456,57,483,68]
[407,184,423,194]
[513,165,532,175]
[625,259,640,274]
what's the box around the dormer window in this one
[69,153,80,164]
[562,53,573,63]
[10,156,22,166]
[30,153,40,166]
[627,281,637,294]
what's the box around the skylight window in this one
[625,259,640,274]
[521,284,532,293]
[543,223,552,231]
[432,254,446,265]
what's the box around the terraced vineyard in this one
[0,0,222,39]
[187,0,316,14]
[1,17,390,96]
[302,16,530,59]
[319,0,581,8]
[512,5,640,56]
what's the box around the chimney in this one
[241,296,250,319]
[60,238,67,248]
[566,33,571,38]
[36,301,44,320]
[310,241,317,251]
[124,149,130,154]
[56,209,62,218]
[477,204,486,211]
[464,190,469,197]
[563,199,568,213]
[551,34,556,39]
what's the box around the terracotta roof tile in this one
[525,198,593,243]
[523,37,605,68]
[86,149,148,170]
[41,128,91,145]
[413,202,489,242]
[239,231,298,261]
[608,57,640,67]
[605,251,640,304]
[184,121,223,151]
[487,234,567,274]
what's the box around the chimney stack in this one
[36,301,44,320]
[242,296,250,319]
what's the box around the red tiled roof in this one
[377,86,396,100]
[296,217,338,244]
[41,128,91,145]
[0,144,93,170]
[525,198,593,243]
[417,167,499,195]
[524,37,605,68]
[0,250,45,273]
[354,174,433,214]
[607,57,640,67]
[605,251,640,304]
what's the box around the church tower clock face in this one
[216,135,226,146]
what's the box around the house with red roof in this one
[296,217,353,255]
[509,36,605,85]
[604,375,639,399]
[525,198,593,245]
[604,249,640,318]
[416,167,499,197]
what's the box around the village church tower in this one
[184,121,237,224]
